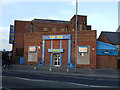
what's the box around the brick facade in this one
[97,55,118,68]
[13,15,97,68]
[23,31,97,68]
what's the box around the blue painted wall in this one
[97,41,116,50]
[97,50,118,56]
[97,41,118,56]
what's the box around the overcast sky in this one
[0,0,119,51]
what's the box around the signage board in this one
[104,51,110,54]
[9,25,14,44]
[28,46,37,52]
[97,50,118,56]
[79,46,88,53]
[48,49,64,53]
[42,35,71,40]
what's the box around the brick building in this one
[98,31,120,68]
[12,15,98,68]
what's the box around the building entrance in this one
[53,53,60,67]
[40,35,73,67]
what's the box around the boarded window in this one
[72,28,74,31]
[16,48,24,56]
[79,25,82,31]
[52,28,56,32]
[61,28,65,32]
[77,46,90,64]
[43,27,48,32]
[66,27,68,31]
[28,53,38,62]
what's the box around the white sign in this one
[79,46,88,53]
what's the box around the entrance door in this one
[53,53,60,67]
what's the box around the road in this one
[2,70,89,88]
[2,70,120,89]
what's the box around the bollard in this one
[19,66,21,70]
[49,67,52,71]
[33,67,37,70]
[66,69,69,72]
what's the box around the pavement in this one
[2,64,120,80]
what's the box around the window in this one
[16,48,24,56]
[66,27,68,31]
[83,21,86,24]
[79,25,82,31]
[52,28,56,32]
[116,45,120,50]
[72,28,74,31]
[61,28,65,32]
[43,27,48,32]
[87,25,91,30]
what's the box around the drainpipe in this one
[30,22,33,33]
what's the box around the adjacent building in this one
[98,31,120,68]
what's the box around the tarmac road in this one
[2,70,119,89]
[2,75,89,88]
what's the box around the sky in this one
[0,0,119,51]
[118,1,120,26]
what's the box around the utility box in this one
[20,57,24,64]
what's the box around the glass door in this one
[53,53,60,67]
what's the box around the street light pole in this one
[74,0,78,73]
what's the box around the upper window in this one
[43,27,48,32]
[79,25,82,31]
[72,28,74,31]
[52,28,56,32]
[61,28,65,32]
[66,27,68,31]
